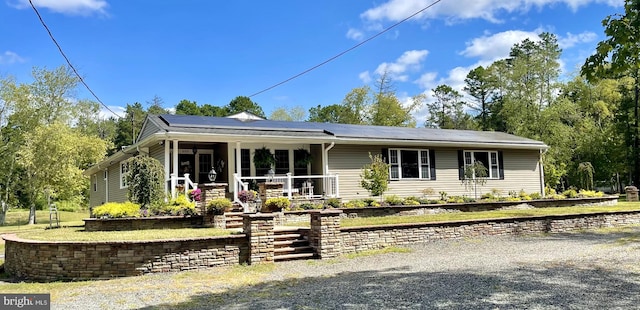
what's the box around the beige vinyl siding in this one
[89,173,106,208]
[109,159,131,204]
[149,144,164,163]
[328,144,541,201]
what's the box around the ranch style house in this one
[84,113,549,208]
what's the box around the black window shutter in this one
[498,151,505,179]
[429,150,436,180]
[381,148,389,164]
[458,150,464,180]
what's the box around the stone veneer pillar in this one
[199,183,228,213]
[309,209,343,259]
[242,213,275,264]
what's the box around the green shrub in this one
[481,193,496,200]
[508,190,518,198]
[447,196,465,203]
[435,200,447,204]
[418,198,431,204]
[384,195,404,206]
[326,198,341,208]
[152,194,196,216]
[207,198,233,215]
[93,202,141,218]
[363,198,377,206]
[297,203,322,210]
[549,193,566,200]
[463,196,476,203]
[579,190,604,198]
[264,197,290,212]
[530,192,542,200]
[545,187,556,196]
[370,201,381,207]
[439,191,448,200]
[343,199,367,208]
[562,189,579,198]
[503,197,522,202]
[402,199,420,206]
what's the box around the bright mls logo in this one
[0,294,49,310]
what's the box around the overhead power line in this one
[28,0,121,118]
[248,0,444,98]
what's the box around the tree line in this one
[0,0,638,215]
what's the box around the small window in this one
[120,161,129,188]
[388,149,430,180]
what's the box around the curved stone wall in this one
[3,234,248,281]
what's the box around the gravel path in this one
[50,227,640,310]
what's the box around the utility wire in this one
[28,0,121,118]
[248,0,444,98]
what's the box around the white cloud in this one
[460,30,541,61]
[0,51,25,65]
[373,49,429,81]
[361,0,622,24]
[415,71,438,90]
[9,0,108,16]
[99,105,125,119]
[558,31,597,49]
[359,71,372,83]
[346,28,364,41]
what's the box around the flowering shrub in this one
[151,194,196,216]
[238,190,258,203]
[189,188,202,202]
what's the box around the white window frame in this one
[120,161,129,189]
[463,150,500,179]
[388,148,431,180]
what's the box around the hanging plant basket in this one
[253,147,276,168]
[295,148,313,167]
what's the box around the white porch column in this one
[164,139,170,194]
[172,139,179,178]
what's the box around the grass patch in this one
[341,202,640,228]
[15,226,233,242]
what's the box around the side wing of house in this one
[328,144,542,200]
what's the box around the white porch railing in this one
[233,172,339,205]
[169,173,198,200]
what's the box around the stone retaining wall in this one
[3,234,247,281]
[338,211,640,255]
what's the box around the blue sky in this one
[0,0,624,124]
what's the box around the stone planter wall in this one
[3,234,248,281]
[338,210,640,254]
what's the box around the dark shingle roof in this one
[151,114,547,148]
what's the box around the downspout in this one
[323,142,335,175]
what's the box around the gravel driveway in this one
[52,227,640,310]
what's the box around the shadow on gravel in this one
[140,263,640,309]
[517,225,640,245]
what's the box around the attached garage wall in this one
[327,144,542,201]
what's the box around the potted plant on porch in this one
[253,147,276,170]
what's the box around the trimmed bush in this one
[151,194,196,216]
[264,197,290,212]
[384,195,404,206]
[562,189,579,198]
[206,198,233,215]
[530,192,542,200]
[579,190,605,198]
[343,199,367,208]
[326,198,341,208]
[93,202,141,218]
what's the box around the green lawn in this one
[15,226,233,242]
[340,202,640,227]
[0,209,88,235]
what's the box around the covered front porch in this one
[163,139,339,207]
